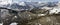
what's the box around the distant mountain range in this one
[0,2,58,11]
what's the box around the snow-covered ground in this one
[0,24,2,25]
[10,23,18,25]
[0,23,17,25]
[49,7,60,14]
[0,23,3,25]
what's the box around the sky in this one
[20,0,59,2]
[0,0,60,2]
[13,0,60,2]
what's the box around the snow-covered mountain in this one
[0,0,60,14]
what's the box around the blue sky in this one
[0,0,59,3]
[13,0,60,2]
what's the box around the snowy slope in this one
[0,0,60,13]
[0,23,17,25]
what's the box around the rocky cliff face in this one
[0,2,60,25]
